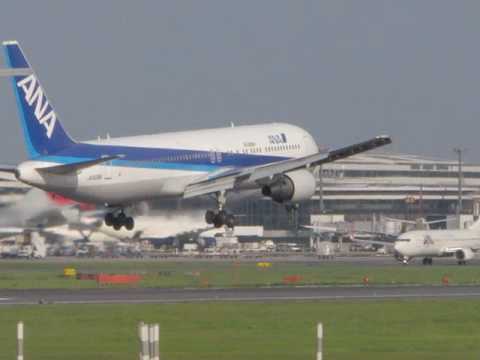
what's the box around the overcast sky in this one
[0,1,479,162]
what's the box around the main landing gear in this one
[204,191,236,229]
[205,209,235,228]
[105,211,135,231]
[422,257,433,265]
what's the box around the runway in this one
[1,285,480,305]
[10,255,480,267]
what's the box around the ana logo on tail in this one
[17,74,56,138]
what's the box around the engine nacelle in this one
[262,169,316,203]
[455,248,474,261]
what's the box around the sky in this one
[0,1,479,162]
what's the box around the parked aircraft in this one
[0,41,391,231]
[0,188,97,258]
[48,211,208,251]
[85,211,207,242]
[394,220,480,265]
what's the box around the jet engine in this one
[261,169,316,203]
[455,248,474,263]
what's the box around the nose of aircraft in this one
[393,241,404,260]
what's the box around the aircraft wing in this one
[353,238,396,247]
[184,135,391,198]
[0,156,124,176]
[443,246,480,253]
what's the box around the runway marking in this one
[2,291,480,305]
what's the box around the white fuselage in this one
[394,229,480,258]
[16,123,319,205]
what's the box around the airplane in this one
[0,41,391,231]
[394,220,480,265]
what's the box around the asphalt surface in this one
[1,285,480,305]
[12,255,480,266]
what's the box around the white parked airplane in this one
[0,41,391,231]
[394,220,480,265]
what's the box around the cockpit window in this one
[396,238,411,242]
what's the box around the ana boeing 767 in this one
[0,41,391,230]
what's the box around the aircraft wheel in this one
[125,217,134,231]
[105,213,115,227]
[213,210,227,228]
[205,210,216,224]
[225,214,235,229]
[113,220,122,231]
[213,217,223,228]
[117,212,126,222]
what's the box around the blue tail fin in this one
[2,41,75,158]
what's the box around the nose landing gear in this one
[105,211,135,231]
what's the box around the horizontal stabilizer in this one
[37,155,123,175]
[0,164,18,174]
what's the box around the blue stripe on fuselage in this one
[34,142,290,171]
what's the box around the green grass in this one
[0,300,479,359]
[1,259,480,289]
